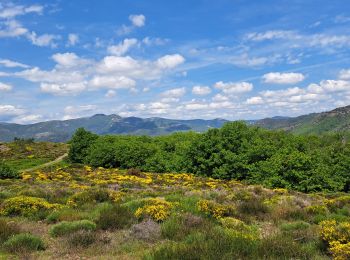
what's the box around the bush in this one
[161,213,205,241]
[66,230,97,248]
[3,233,45,253]
[96,204,135,230]
[67,188,111,207]
[46,208,89,223]
[0,162,19,179]
[49,220,96,237]
[0,219,20,244]
[0,196,62,218]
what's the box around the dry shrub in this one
[130,219,161,242]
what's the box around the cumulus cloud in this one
[161,87,186,99]
[214,81,253,94]
[15,114,42,124]
[156,54,185,69]
[0,104,24,117]
[10,52,185,96]
[0,20,28,37]
[27,32,60,47]
[129,14,145,27]
[262,72,305,84]
[0,82,12,91]
[67,33,79,47]
[89,75,136,89]
[192,85,211,95]
[40,82,87,95]
[117,14,146,35]
[105,90,116,98]
[107,38,138,56]
[246,96,264,105]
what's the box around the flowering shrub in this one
[135,198,174,222]
[66,188,112,207]
[320,220,350,259]
[197,199,233,219]
[1,196,62,217]
[329,241,350,260]
[305,205,328,215]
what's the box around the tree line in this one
[68,122,350,193]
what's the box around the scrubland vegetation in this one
[1,122,350,259]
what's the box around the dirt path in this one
[22,153,68,172]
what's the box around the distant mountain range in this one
[254,105,350,135]
[1,105,350,142]
[0,114,228,142]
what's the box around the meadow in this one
[1,125,350,259]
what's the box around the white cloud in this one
[246,30,299,41]
[63,105,97,120]
[0,59,29,68]
[0,82,12,91]
[192,85,211,95]
[67,33,79,46]
[262,72,305,84]
[89,75,136,89]
[156,54,185,69]
[129,14,145,27]
[214,81,253,94]
[15,114,42,124]
[27,32,60,47]
[0,20,28,37]
[0,105,24,116]
[339,69,350,80]
[40,82,87,95]
[0,4,43,18]
[52,52,89,68]
[107,38,138,56]
[161,87,186,99]
[246,96,264,105]
[117,14,146,35]
[308,80,350,93]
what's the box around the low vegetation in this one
[1,123,350,258]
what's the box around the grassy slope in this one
[0,142,68,171]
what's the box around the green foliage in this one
[0,162,19,179]
[49,220,96,237]
[96,204,136,230]
[66,230,97,248]
[69,122,350,192]
[3,233,45,253]
[68,128,98,163]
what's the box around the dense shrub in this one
[70,123,350,193]
[0,162,19,179]
[96,204,135,230]
[68,128,98,163]
[3,233,45,253]
[49,220,96,237]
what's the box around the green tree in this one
[68,128,98,163]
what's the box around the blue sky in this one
[1,0,350,123]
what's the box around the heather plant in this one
[49,220,96,237]
[3,233,45,253]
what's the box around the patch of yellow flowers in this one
[135,198,174,222]
[320,220,350,260]
[197,199,233,219]
[0,196,62,217]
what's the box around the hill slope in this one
[0,114,228,142]
[254,105,350,134]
